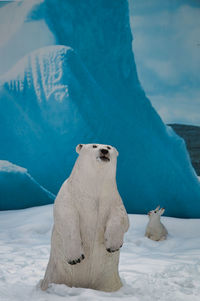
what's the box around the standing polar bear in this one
[41,143,129,292]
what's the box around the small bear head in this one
[147,205,165,219]
[76,143,118,167]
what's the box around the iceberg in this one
[0,0,200,217]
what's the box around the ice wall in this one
[0,161,54,210]
[0,0,200,217]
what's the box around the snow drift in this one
[0,0,200,217]
[1,205,200,301]
[0,161,54,210]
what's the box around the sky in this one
[129,0,200,126]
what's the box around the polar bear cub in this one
[41,143,129,292]
[145,206,168,241]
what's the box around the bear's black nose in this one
[100,149,109,155]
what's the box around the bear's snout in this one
[98,148,110,162]
[100,149,109,155]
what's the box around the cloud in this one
[148,90,200,126]
[129,0,200,125]
[144,59,180,85]
[131,4,200,87]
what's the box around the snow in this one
[0,0,200,217]
[0,160,26,173]
[0,205,200,301]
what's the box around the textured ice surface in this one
[0,45,110,197]
[0,205,200,301]
[0,161,54,210]
[0,0,200,216]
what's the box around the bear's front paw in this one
[68,254,85,265]
[105,236,123,253]
[104,226,124,254]
[105,234,123,253]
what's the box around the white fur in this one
[145,206,168,241]
[41,143,129,292]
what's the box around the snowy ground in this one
[0,205,200,301]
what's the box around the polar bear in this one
[41,143,129,292]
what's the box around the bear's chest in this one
[77,197,109,240]
[78,197,109,222]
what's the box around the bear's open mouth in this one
[99,156,110,162]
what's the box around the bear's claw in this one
[106,245,122,253]
[68,254,85,265]
[106,247,119,253]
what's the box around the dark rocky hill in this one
[169,124,200,175]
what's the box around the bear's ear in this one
[114,147,119,157]
[158,208,165,216]
[76,144,83,154]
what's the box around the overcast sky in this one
[129,0,200,126]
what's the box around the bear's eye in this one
[107,146,111,150]
[93,145,97,148]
